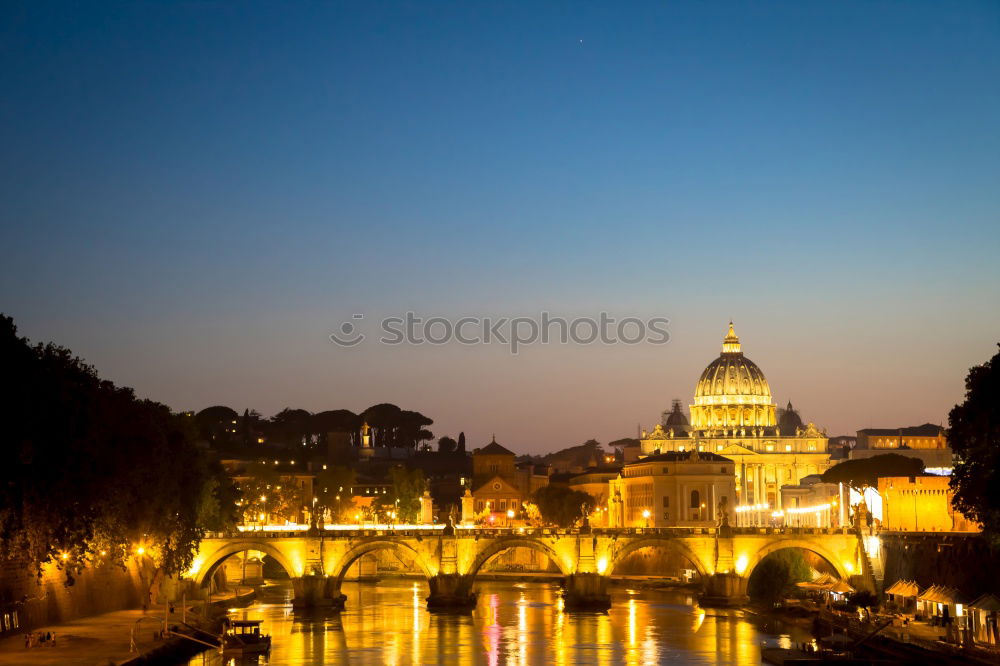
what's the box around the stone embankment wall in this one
[0,556,156,633]
[881,533,998,596]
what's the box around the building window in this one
[663,496,669,508]
[690,490,700,509]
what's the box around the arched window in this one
[690,490,700,509]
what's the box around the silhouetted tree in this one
[948,343,1000,538]
[269,408,313,447]
[311,409,362,449]
[360,404,433,449]
[375,466,427,523]
[531,486,593,528]
[362,403,403,447]
[437,436,458,453]
[821,454,924,492]
[457,432,466,452]
[194,405,239,444]
[398,410,434,449]
[0,315,237,583]
[747,549,812,604]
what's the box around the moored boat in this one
[223,619,271,655]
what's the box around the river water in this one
[185,579,811,665]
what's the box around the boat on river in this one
[222,619,271,656]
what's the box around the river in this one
[185,579,812,665]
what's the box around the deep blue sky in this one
[2,2,999,453]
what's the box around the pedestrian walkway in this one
[0,608,174,666]
[0,588,251,666]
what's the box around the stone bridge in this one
[186,526,870,610]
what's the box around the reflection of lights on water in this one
[412,582,421,635]
[628,598,636,646]
[518,593,527,663]
[224,580,800,664]
[693,607,706,633]
[484,594,502,666]
[643,637,658,663]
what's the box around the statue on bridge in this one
[717,496,732,536]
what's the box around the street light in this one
[506,509,515,527]
[642,509,651,528]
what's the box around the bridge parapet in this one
[206,525,854,541]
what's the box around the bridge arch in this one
[465,537,570,580]
[607,536,710,578]
[744,539,847,581]
[195,540,299,588]
[333,539,434,586]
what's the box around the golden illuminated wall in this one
[878,476,978,532]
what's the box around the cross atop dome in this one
[721,321,741,354]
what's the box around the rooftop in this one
[476,437,515,457]
[858,423,943,437]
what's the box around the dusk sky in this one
[2,2,999,454]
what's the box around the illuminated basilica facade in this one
[640,323,831,509]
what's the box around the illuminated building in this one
[568,465,622,527]
[878,475,978,532]
[608,451,736,528]
[774,475,843,528]
[852,424,952,470]
[470,438,547,521]
[639,323,832,509]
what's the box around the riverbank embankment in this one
[0,588,255,666]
